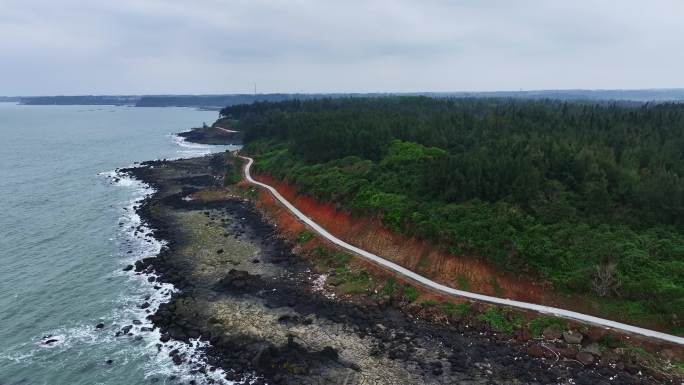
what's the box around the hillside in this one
[225,97,684,332]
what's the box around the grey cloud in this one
[0,0,682,95]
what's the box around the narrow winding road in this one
[239,155,684,346]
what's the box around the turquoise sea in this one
[0,103,235,384]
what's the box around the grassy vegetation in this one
[381,278,397,296]
[403,286,419,302]
[421,299,439,307]
[296,230,314,243]
[625,345,651,359]
[489,275,502,297]
[441,301,470,317]
[527,316,567,337]
[308,247,372,294]
[675,362,684,376]
[329,268,372,294]
[222,152,243,185]
[478,307,516,334]
[456,274,470,291]
[191,188,230,202]
[310,247,352,270]
[598,334,624,349]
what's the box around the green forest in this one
[222,97,684,328]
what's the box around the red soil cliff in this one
[252,174,549,304]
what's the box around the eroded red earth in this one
[253,174,548,303]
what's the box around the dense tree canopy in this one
[226,97,684,326]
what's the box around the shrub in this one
[403,286,419,302]
[478,307,515,334]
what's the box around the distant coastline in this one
[6,88,684,109]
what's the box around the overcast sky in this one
[1,0,683,95]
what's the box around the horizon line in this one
[5,87,684,99]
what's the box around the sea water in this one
[0,103,236,384]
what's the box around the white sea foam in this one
[10,166,236,384]
[0,108,240,384]
[101,134,241,384]
[98,170,140,187]
[37,334,66,348]
[112,172,235,384]
[171,134,215,157]
[20,135,243,384]
[170,133,241,159]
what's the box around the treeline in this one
[20,95,138,105]
[228,97,684,324]
[136,94,311,108]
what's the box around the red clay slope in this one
[253,174,549,304]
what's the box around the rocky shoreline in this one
[177,125,242,145]
[119,153,679,384]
